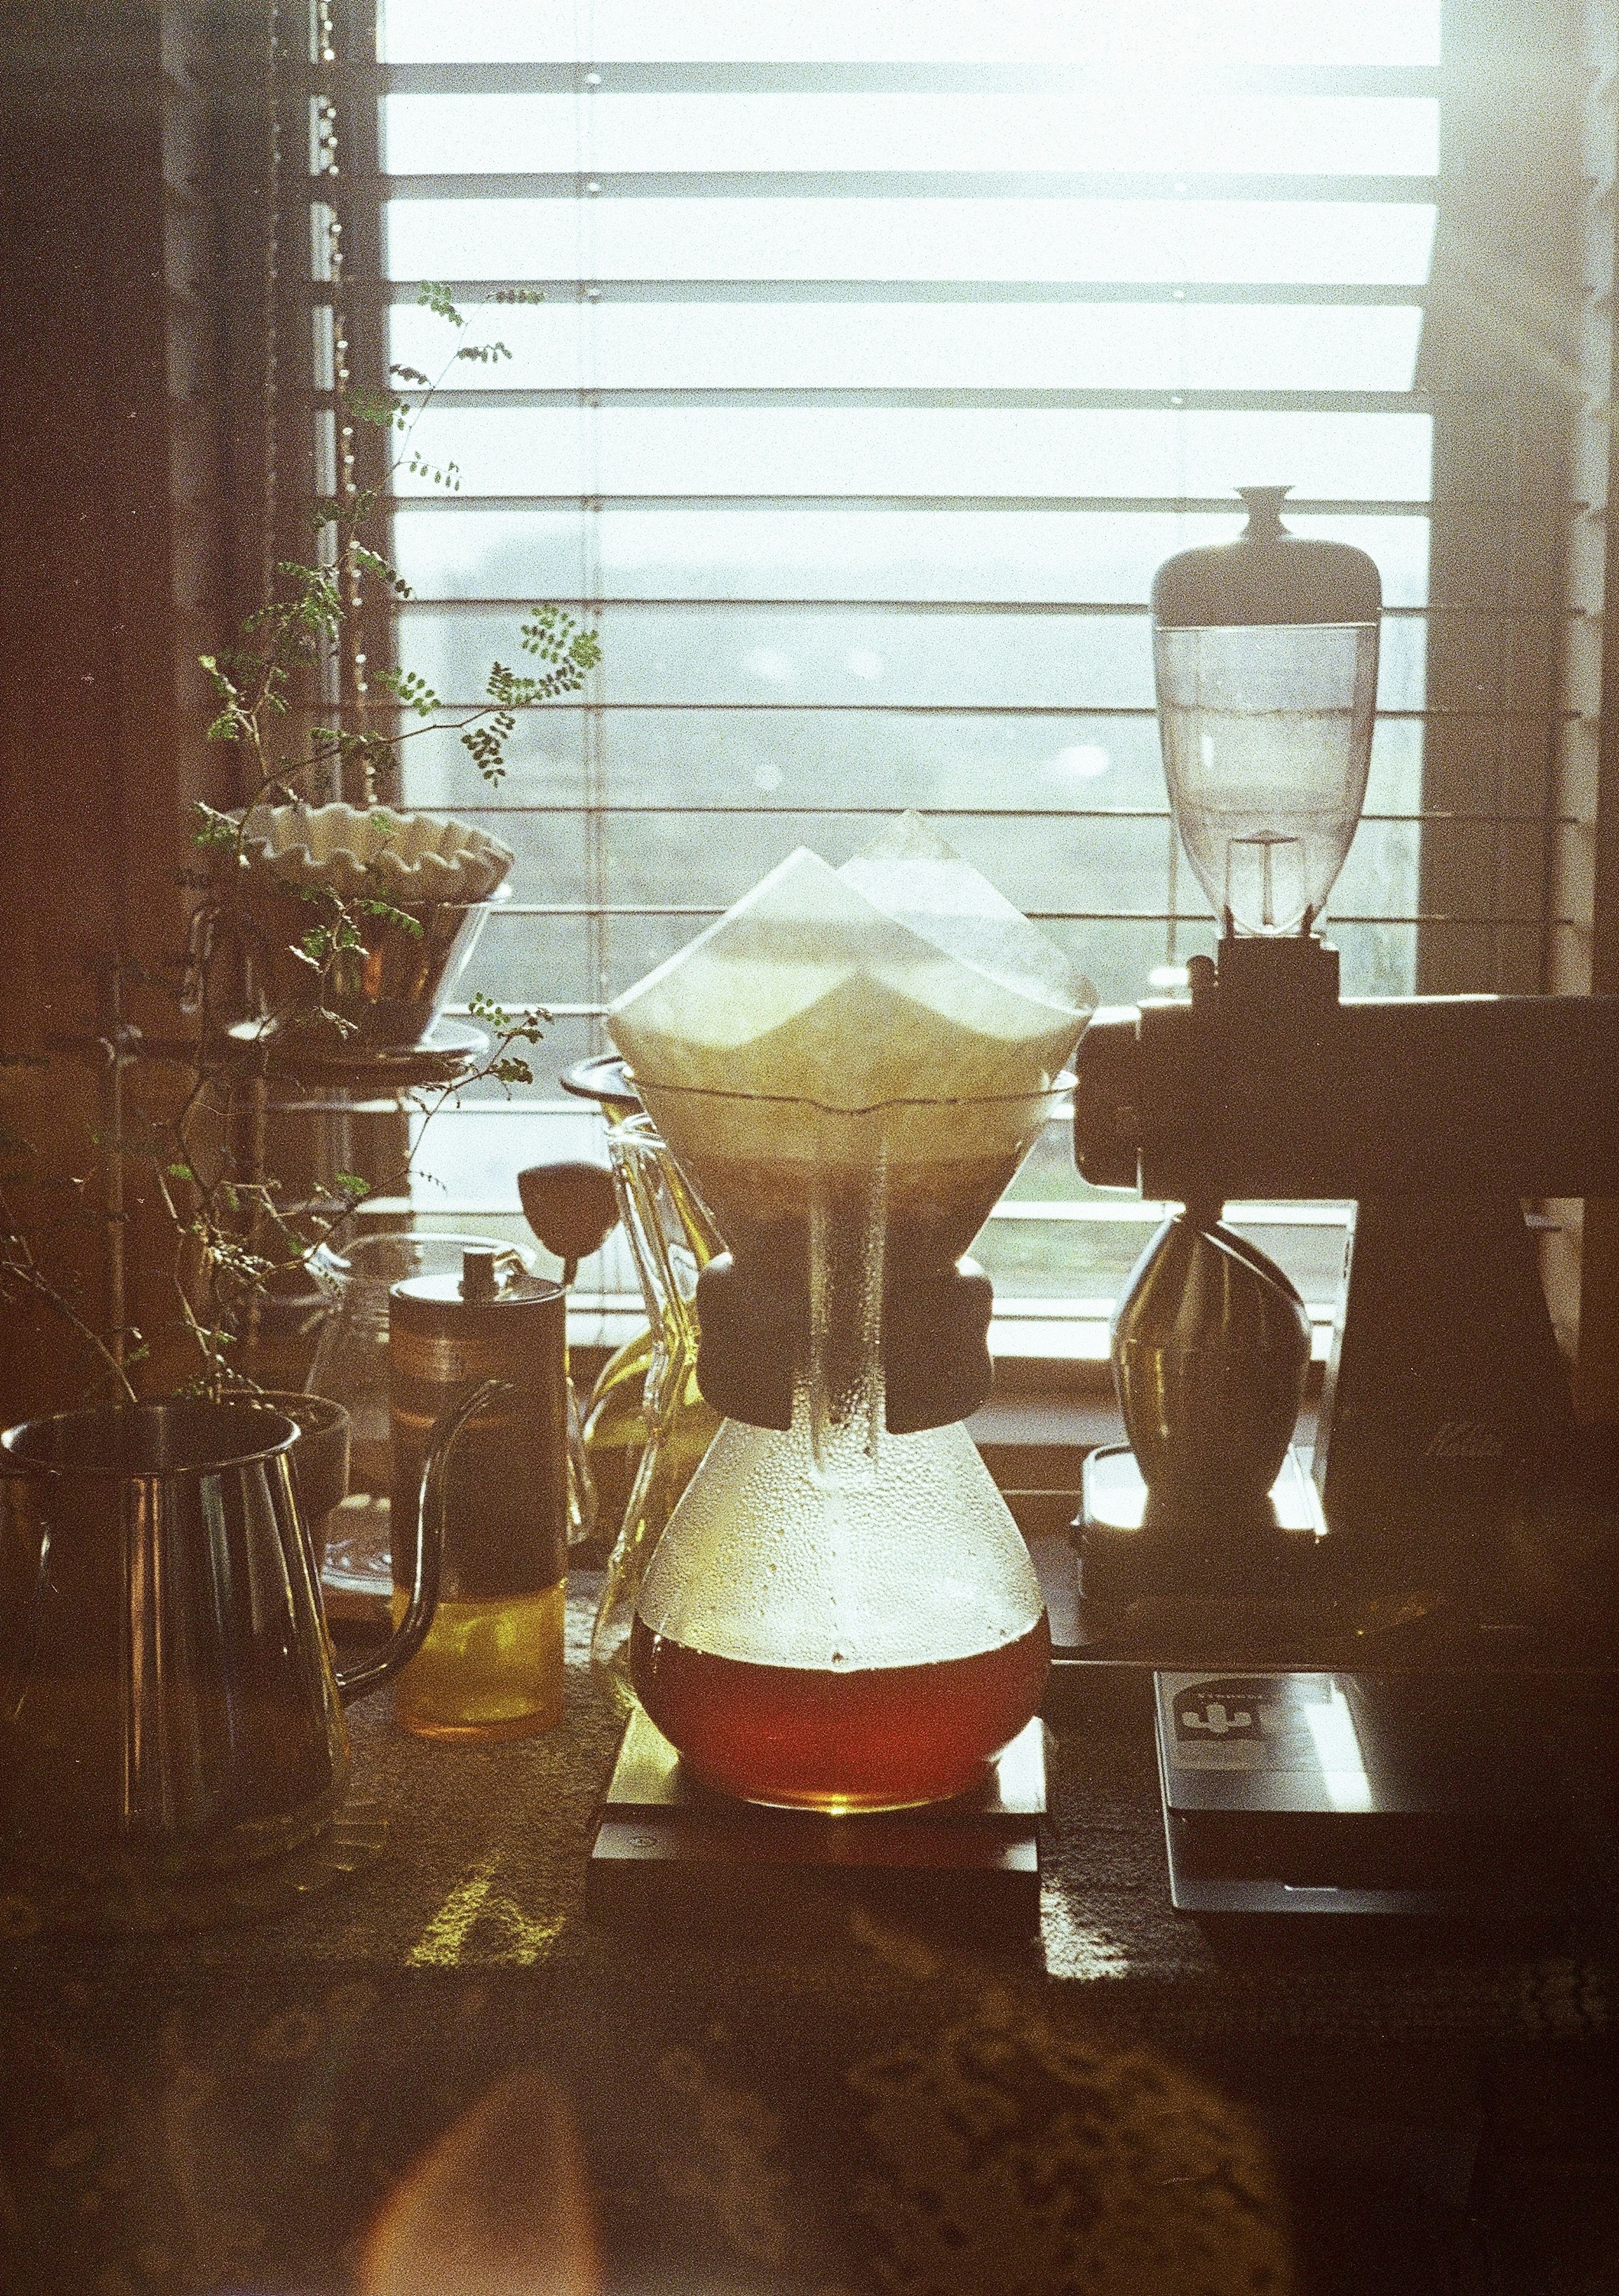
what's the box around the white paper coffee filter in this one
[238,801,514,906]
[609,813,1093,1110]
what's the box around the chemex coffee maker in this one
[1073,486,1619,1653]
[584,820,1093,1936]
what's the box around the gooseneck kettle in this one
[0,1386,499,1886]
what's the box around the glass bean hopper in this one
[1153,486,1380,939]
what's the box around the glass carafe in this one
[1151,485,1380,937]
[626,1081,1059,1811]
[590,1114,723,1712]
[581,1329,655,1541]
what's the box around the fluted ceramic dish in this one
[239,800,513,905]
[236,803,515,1051]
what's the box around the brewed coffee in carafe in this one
[609,816,1092,1810]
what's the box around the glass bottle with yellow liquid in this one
[389,1249,570,1739]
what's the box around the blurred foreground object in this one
[361,2070,600,2296]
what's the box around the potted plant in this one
[0,287,597,1447]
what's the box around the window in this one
[301,0,1594,1353]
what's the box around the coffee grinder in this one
[1073,487,1619,1638]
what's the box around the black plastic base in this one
[1077,1445,1329,1606]
[1154,1668,1595,1919]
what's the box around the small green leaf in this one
[191,804,240,849]
[350,543,414,600]
[420,281,466,327]
[375,666,442,717]
[357,895,424,939]
[351,387,409,431]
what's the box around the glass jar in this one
[306,1231,534,1601]
[389,1251,569,1740]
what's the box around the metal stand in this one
[225,1015,489,1091]
[1078,1444,1328,1605]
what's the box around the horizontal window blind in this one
[307,0,1589,1314]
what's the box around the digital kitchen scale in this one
[1154,1669,1602,1918]
[587,1706,1047,1947]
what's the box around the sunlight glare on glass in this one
[385,199,1438,289]
[380,0,1440,69]
[383,92,1438,178]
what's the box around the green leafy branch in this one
[144,978,552,1396]
[465,991,551,1089]
[200,283,598,823]
[0,1164,145,1405]
[0,283,589,1402]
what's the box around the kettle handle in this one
[334,1376,515,1705]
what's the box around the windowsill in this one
[570,1298,1331,1384]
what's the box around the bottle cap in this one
[1151,486,1381,628]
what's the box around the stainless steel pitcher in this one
[0,1383,503,1880]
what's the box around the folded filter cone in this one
[608,813,1095,1252]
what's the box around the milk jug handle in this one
[334,1376,514,1705]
